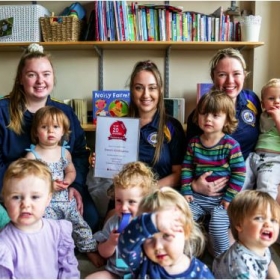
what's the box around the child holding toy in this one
[118,187,214,279]
[86,161,157,279]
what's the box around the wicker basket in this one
[40,16,83,42]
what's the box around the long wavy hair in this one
[128,60,167,165]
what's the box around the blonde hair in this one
[193,89,238,134]
[228,190,280,241]
[30,106,70,144]
[2,158,54,198]
[261,78,280,99]
[8,44,54,135]
[109,161,157,199]
[210,48,248,81]
[128,60,167,165]
[138,187,206,257]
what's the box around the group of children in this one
[0,78,279,278]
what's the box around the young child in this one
[25,106,103,267]
[213,190,280,279]
[181,90,246,257]
[243,78,280,199]
[86,161,157,279]
[0,158,79,278]
[118,186,214,279]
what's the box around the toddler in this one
[0,158,79,278]
[213,190,280,279]
[243,78,280,199]
[181,90,246,256]
[86,161,157,279]
[25,106,103,266]
[118,186,214,279]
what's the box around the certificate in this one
[94,116,140,178]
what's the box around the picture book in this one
[197,83,213,103]
[164,98,185,124]
[92,90,130,124]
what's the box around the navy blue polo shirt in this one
[186,89,261,160]
[139,112,185,180]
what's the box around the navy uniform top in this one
[0,96,89,193]
[186,89,261,160]
[139,112,185,181]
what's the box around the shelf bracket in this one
[164,45,171,98]
[94,46,104,90]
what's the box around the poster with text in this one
[94,116,140,178]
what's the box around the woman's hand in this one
[89,152,96,168]
[191,171,228,196]
[68,187,83,216]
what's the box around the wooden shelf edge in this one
[0,41,264,51]
[81,123,96,132]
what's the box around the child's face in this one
[143,228,186,270]
[115,185,144,218]
[236,205,279,255]
[198,111,227,135]
[36,117,64,146]
[261,87,280,111]
[4,175,52,232]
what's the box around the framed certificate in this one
[94,116,140,178]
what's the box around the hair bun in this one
[27,43,44,54]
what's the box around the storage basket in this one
[40,16,83,42]
[0,4,50,42]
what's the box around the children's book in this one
[164,98,185,124]
[92,90,130,124]
[197,83,213,103]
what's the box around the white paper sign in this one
[94,116,140,178]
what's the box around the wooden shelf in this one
[81,123,96,132]
[0,41,264,52]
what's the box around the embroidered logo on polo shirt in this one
[241,109,255,126]
[147,132,157,147]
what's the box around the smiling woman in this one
[127,60,186,188]
[0,43,100,242]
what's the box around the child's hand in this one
[267,106,280,122]
[221,200,230,210]
[108,229,120,246]
[153,208,184,236]
[53,179,69,191]
[184,195,194,202]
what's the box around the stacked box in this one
[0,4,50,42]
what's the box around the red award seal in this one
[108,121,127,141]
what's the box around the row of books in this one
[84,2,241,42]
[92,90,185,124]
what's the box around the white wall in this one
[0,1,276,122]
